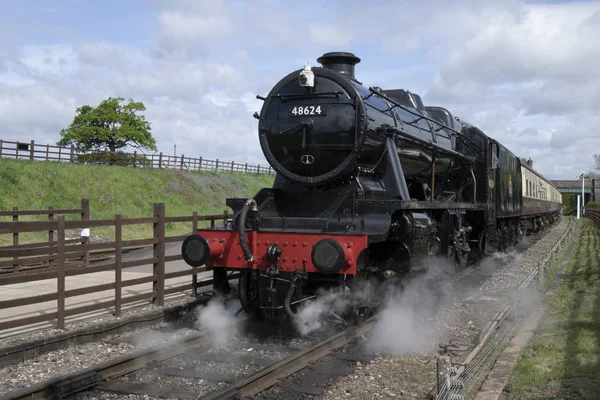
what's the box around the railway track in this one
[0,221,563,400]
[0,259,506,400]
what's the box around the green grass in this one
[0,159,274,243]
[505,220,600,399]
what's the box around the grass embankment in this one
[0,159,274,244]
[504,219,600,399]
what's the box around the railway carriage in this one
[181,52,562,320]
[521,160,562,231]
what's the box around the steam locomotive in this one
[182,52,562,320]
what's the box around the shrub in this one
[75,151,152,167]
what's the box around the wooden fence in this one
[0,202,231,332]
[0,199,90,273]
[586,208,600,228]
[0,139,274,174]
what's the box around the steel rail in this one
[199,318,375,400]
[198,249,494,400]
[0,327,228,400]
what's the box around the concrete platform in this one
[0,241,212,340]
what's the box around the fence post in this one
[70,145,75,162]
[257,164,260,174]
[12,207,19,272]
[48,206,54,267]
[158,152,163,169]
[57,145,61,161]
[83,149,87,164]
[115,214,122,317]
[0,139,3,159]
[153,203,166,306]
[104,148,108,165]
[223,209,229,228]
[244,163,248,172]
[57,216,66,329]
[180,154,185,170]
[81,199,90,267]
[231,161,234,172]
[46,144,50,161]
[30,140,34,160]
[133,151,137,168]
[198,157,203,171]
[192,211,198,296]
[115,151,119,165]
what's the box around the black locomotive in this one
[182,52,562,320]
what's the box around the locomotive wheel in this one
[239,271,260,318]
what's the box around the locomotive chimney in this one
[317,51,361,80]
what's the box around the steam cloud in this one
[195,299,242,347]
[293,287,351,335]
[294,279,375,336]
[366,256,456,355]
[293,248,529,357]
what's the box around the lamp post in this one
[582,173,585,216]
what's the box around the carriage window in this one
[489,143,498,169]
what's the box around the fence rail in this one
[586,207,600,228]
[0,201,231,333]
[0,139,274,174]
[0,199,90,273]
[0,201,230,274]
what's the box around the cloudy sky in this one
[1,0,599,179]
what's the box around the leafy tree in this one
[585,171,600,180]
[57,97,157,153]
[584,155,600,180]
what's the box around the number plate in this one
[289,105,327,117]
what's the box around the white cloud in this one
[308,24,353,47]
[159,12,234,41]
[18,45,79,77]
[1,0,599,178]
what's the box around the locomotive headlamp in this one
[298,63,314,88]
[181,234,211,267]
[311,238,347,275]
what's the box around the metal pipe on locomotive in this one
[181,52,562,320]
